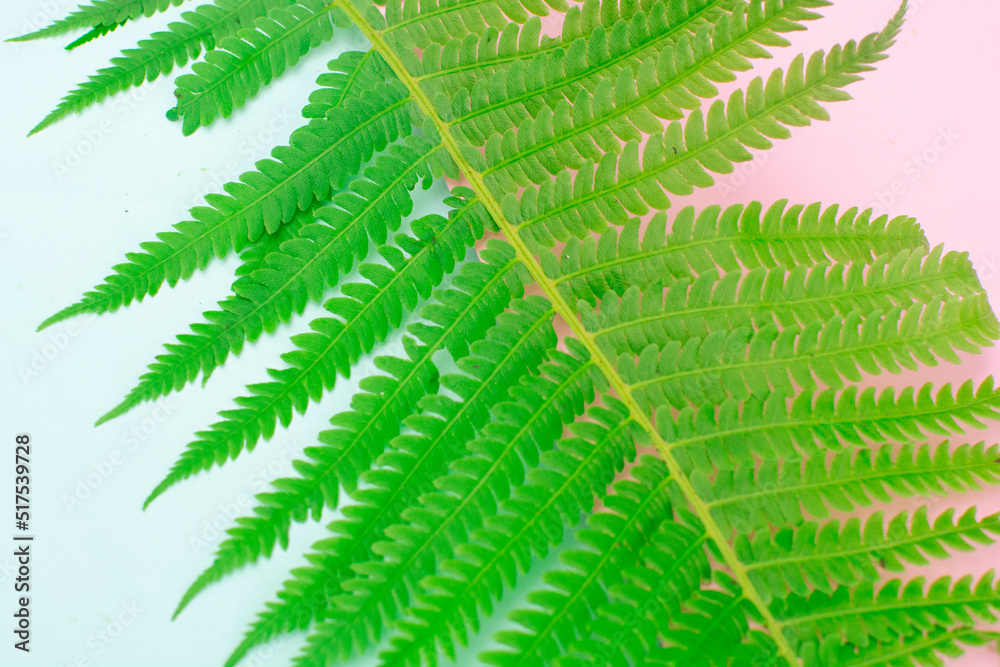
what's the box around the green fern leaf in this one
[805,625,995,667]
[743,507,1000,603]
[65,20,129,50]
[39,73,411,331]
[479,456,674,667]
[96,137,438,425]
[173,236,522,618]
[707,441,1000,535]
[28,0,297,134]
[9,0,188,43]
[380,0,572,50]
[384,399,638,667]
[292,294,559,664]
[664,378,1000,476]
[142,207,493,507]
[776,573,1000,649]
[321,339,597,666]
[168,0,347,134]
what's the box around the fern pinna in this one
[17,0,1000,665]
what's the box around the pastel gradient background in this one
[2,0,1000,665]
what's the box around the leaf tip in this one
[96,399,135,426]
[5,33,37,44]
[37,312,65,331]
[142,482,168,510]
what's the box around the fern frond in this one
[384,398,638,667]
[623,297,997,414]
[24,0,1000,665]
[248,7,996,667]
[583,245,981,349]
[531,199,926,286]
[481,23,904,211]
[284,9,928,664]
[65,20,129,50]
[9,0,188,43]
[39,74,411,331]
[143,206,496,507]
[417,0,742,96]
[168,0,347,134]
[379,0,571,50]
[173,236,521,616]
[453,0,826,149]
[555,517,714,667]
[96,138,438,424]
[323,340,597,667]
[809,626,994,667]
[479,456,674,667]
[707,441,1000,535]
[776,573,1000,648]
[28,0,297,134]
[663,377,1000,476]
[744,506,1000,603]
[292,295,559,664]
